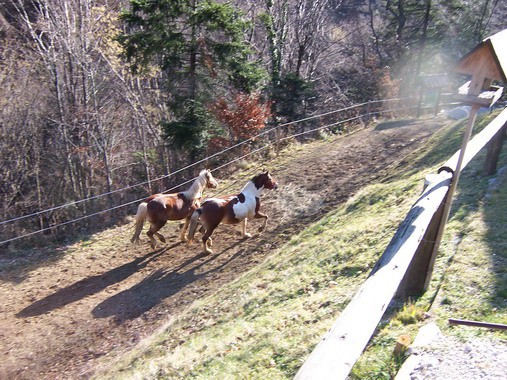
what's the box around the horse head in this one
[254,170,278,190]
[204,169,219,189]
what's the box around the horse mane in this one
[181,170,209,200]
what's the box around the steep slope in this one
[0,117,446,379]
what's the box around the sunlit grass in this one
[351,110,507,378]
[94,111,506,379]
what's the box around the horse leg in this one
[201,223,218,254]
[147,221,166,248]
[131,202,148,244]
[155,232,166,243]
[241,219,252,238]
[146,226,158,249]
[254,212,268,233]
[179,216,191,242]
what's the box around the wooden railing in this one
[295,107,507,380]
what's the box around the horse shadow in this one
[374,119,418,131]
[15,245,178,318]
[92,244,245,323]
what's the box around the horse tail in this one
[187,208,203,243]
[131,202,148,244]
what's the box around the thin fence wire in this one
[1,98,433,246]
[0,101,375,226]
[1,98,415,227]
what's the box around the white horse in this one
[187,170,278,254]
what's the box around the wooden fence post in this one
[275,127,281,156]
[416,88,424,118]
[484,121,507,175]
[365,100,372,125]
[422,104,480,290]
[434,88,442,117]
[397,178,448,297]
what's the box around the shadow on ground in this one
[375,119,418,131]
[16,246,173,318]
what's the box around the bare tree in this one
[1,0,169,242]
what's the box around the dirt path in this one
[0,118,446,379]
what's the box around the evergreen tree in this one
[117,0,265,155]
[259,0,317,123]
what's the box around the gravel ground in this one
[396,323,507,380]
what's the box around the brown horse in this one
[131,169,218,248]
[187,170,278,254]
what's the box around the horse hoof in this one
[244,233,252,238]
[204,249,213,255]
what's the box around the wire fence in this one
[0,96,453,246]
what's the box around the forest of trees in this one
[1,0,505,247]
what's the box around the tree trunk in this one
[414,0,432,82]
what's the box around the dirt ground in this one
[0,117,446,379]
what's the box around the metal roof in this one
[420,74,451,89]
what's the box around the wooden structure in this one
[453,28,507,100]
[416,74,451,117]
[426,28,507,292]
[295,29,507,380]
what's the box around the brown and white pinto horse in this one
[131,169,218,248]
[187,170,278,254]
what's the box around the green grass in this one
[429,154,507,328]
[94,111,506,379]
[350,111,507,378]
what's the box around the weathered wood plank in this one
[295,173,452,380]
[296,108,507,380]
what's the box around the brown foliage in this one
[376,67,401,100]
[210,93,271,142]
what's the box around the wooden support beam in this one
[426,107,507,290]
[424,104,481,293]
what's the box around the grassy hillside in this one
[94,111,506,379]
[351,112,507,378]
